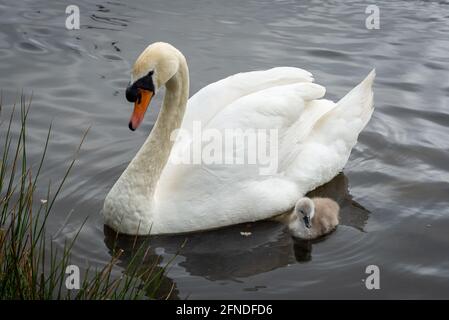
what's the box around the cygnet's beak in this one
[303,216,311,229]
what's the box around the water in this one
[1,0,449,299]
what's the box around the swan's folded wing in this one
[280,71,375,194]
[278,99,337,173]
[181,67,314,132]
[206,82,326,131]
[167,81,326,178]
[155,82,327,232]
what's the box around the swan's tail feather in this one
[279,70,375,195]
[333,69,375,130]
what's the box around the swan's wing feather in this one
[278,99,336,172]
[282,70,375,194]
[206,82,326,131]
[181,67,314,132]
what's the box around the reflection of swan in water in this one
[105,220,292,281]
[103,173,370,282]
[103,227,180,299]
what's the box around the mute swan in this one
[103,42,375,235]
[286,197,340,240]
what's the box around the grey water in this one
[1,0,449,299]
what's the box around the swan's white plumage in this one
[103,44,375,235]
[180,67,315,133]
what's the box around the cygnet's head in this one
[292,197,315,229]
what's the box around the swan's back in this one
[181,67,314,132]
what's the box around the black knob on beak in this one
[126,83,139,103]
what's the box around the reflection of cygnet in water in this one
[286,197,340,240]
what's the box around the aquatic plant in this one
[0,95,173,299]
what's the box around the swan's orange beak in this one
[129,89,153,131]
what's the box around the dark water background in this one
[1,0,449,298]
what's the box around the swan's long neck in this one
[124,58,189,200]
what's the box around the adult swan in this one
[103,42,375,235]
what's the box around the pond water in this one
[1,0,449,299]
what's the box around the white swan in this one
[103,42,375,235]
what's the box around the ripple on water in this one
[305,49,350,60]
[16,40,47,53]
[102,54,122,61]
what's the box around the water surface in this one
[1,0,449,299]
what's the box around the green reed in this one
[0,95,173,299]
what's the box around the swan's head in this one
[292,197,315,229]
[126,42,184,130]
